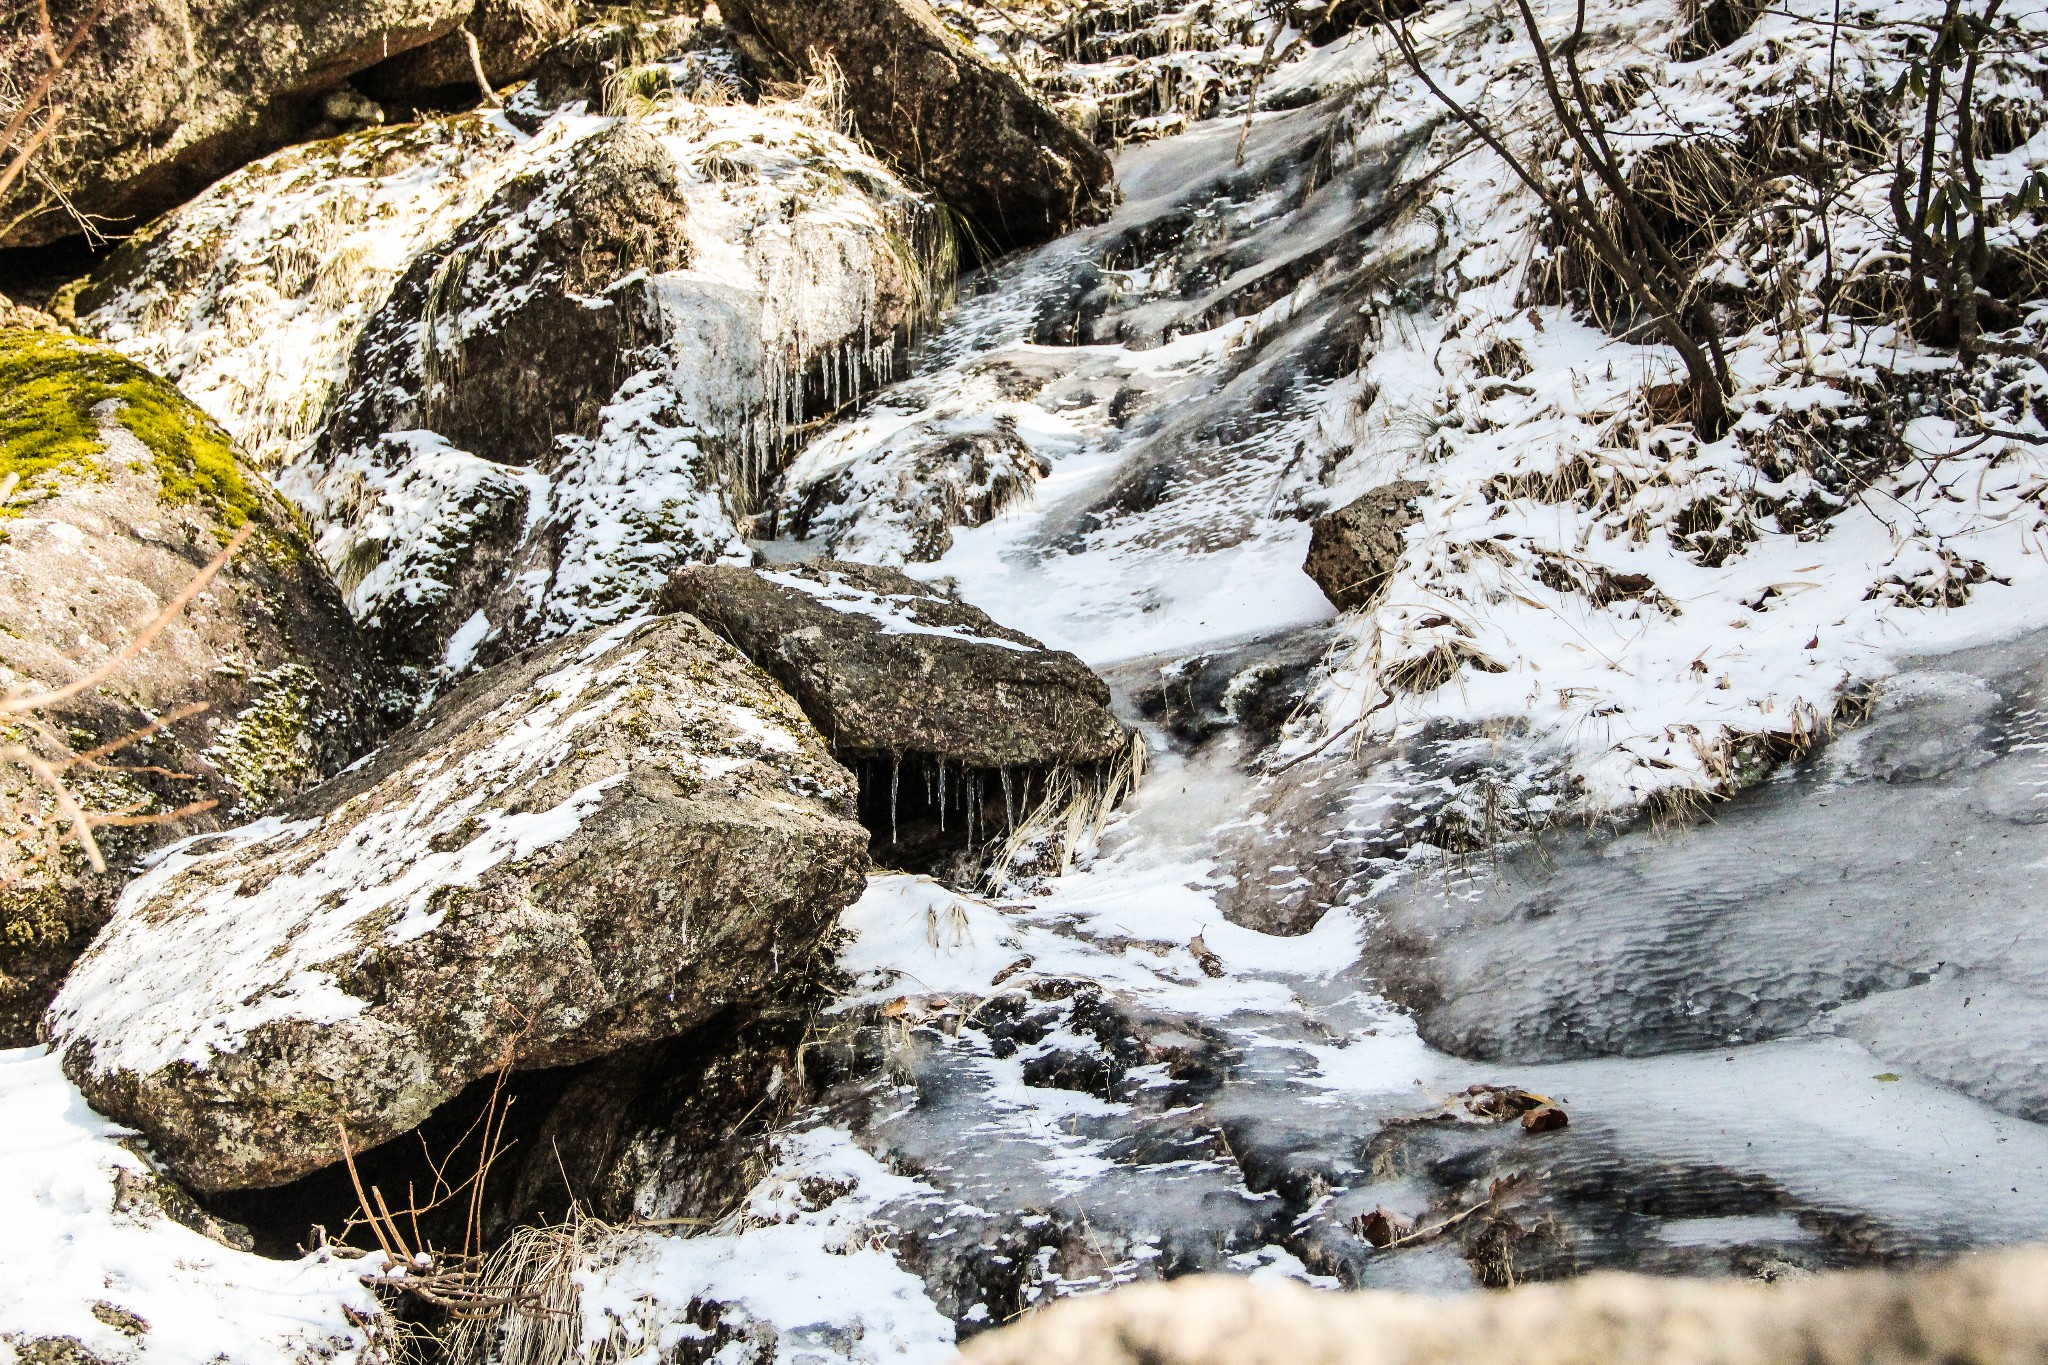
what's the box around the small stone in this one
[1303,480,1431,612]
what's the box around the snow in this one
[0,1049,380,1365]
[760,570,1041,652]
[575,1129,956,1365]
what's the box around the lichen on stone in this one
[205,663,321,811]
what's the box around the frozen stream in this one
[599,58,2048,1353]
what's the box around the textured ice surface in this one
[1363,629,2048,1123]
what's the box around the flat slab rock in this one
[661,561,1128,770]
[48,615,869,1193]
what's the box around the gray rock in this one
[721,0,1116,253]
[0,330,376,1046]
[1303,479,1429,611]
[47,613,869,1193]
[0,0,483,248]
[353,0,579,109]
[660,561,1130,871]
[960,1246,2048,1365]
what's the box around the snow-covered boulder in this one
[775,411,1049,563]
[0,331,375,1046]
[661,562,1131,872]
[82,80,953,713]
[47,614,870,1193]
[0,1048,383,1365]
[78,114,530,475]
[722,0,1117,252]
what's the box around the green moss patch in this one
[0,330,263,532]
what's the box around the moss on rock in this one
[0,331,262,533]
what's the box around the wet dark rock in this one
[721,0,1117,254]
[0,331,375,1045]
[1126,630,1333,749]
[48,614,868,1192]
[353,0,579,112]
[661,561,1131,873]
[803,991,1268,1336]
[1303,479,1429,612]
[0,0,481,249]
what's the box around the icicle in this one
[937,759,947,832]
[1001,767,1016,832]
[890,751,901,846]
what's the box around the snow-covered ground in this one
[0,1050,381,1365]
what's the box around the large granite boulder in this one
[961,1247,2048,1365]
[721,0,1116,253]
[47,614,870,1193]
[661,561,1131,872]
[0,330,375,1045]
[0,0,511,249]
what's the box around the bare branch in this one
[3,523,254,714]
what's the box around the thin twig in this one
[2,524,253,713]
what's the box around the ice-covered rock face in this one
[82,80,953,712]
[47,614,869,1193]
[0,331,375,1046]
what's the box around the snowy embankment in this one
[0,1050,380,1365]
